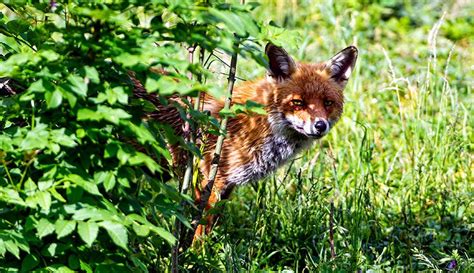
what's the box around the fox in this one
[133,43,358,240]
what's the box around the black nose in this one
[314,120,327,132]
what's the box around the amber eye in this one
[291,99,304,107]
[324,100,334,107]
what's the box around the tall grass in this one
[182,0,473,271]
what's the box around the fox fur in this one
[133,43,358,238]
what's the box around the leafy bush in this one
[0,1,270,271]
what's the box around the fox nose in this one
[314,120,327,133]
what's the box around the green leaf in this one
[150,226,176,246]
[0,33,21,52]
[67,74,88,97]
[50,128,78,148]
[55,220,76,239]
[45,89,63,109]
[36,191,52,211]
[0,240,6,256]
[36,218,55,239]
[84,66,99,83]
[44,265,76,273]
[66,174,101,196]
[114,52,140,67]
[103,172,116,192]
[38,181,53,191]
[130,256,149,273]
[77,221,99,247]
[21,253,40,272]
[208,8,256,37]
[49,187,67,202]
[79,260,93,273]
[24,178,37,195]
[98,221,128,250]
[77,106,131,125]
[39,50,61,62]
[20,123,49,150]
[72,207,116,222]
[4,240,20,259]
[0,188,26,206]
[132,223,150,237]
[77,108,99,122]
[100,106,131,124]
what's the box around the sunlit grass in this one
[180,0,473,271]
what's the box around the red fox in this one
[134,43,358,239]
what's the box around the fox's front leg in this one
[192,179,228,242]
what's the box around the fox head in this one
[265,43,358,139]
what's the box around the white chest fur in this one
[226,134,311,187]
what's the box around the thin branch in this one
[193,41,239,232]
[208,70,246,81]
[171,44,197,273]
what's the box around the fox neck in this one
[224,114,313,189]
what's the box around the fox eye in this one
[324,100,334,107]
[291,99,304,107]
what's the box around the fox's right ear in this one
[265,43,296,81]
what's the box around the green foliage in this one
[0,0,273,271]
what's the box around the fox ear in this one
[326,46,358,88]
[265,43,296,81]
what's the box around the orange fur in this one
[133,44,358,241]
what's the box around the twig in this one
[171,44,197,273]
[193,41,239,232]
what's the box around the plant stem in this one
[195,42,239,229]
[171,45,197,273]
[2,160,15,188]
[330,200,335,259]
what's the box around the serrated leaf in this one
[77,221,99,247]
[36,218,55,239]
[99,221,128,250]
[55,220,76,239]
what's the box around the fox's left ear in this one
[326,46,358,88]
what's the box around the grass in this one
[177,0,473,271]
